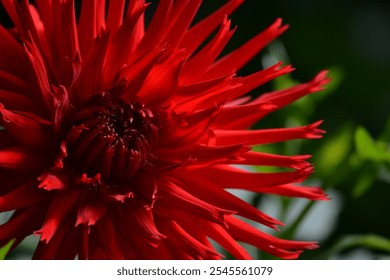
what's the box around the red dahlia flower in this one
[0,0,330,260]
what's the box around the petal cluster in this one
[0,0,329,259]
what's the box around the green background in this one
[217,0,390,259]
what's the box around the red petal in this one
[180,17,235,84]
[205,223,252,260]
[159,220,220,259]
[35,190,80,243]
[155,144,247,164]
[34,0,52,36]
[180,0,244,55]
[212,102,278,130]
[103,4,148,85]
[205,18,289,79]
[226,216,319,259]
[0,0,21,29]
[157,179,233,225]
[14,1,50,62]
[0,89,36,111]
[237,151,312,169]
[23,41,53,112]
[0,206,47,245]
[209,120,325,146]
[120,44,167,99]
[171,171,283,230]
[0,26,32,79]
[78,225,89,260]
[0,179,47,212]
[255,184,329,200]
[131,172,158,209]
[163,0,202,49]
[115,203,165,247]
[0,147,45,170]
[77,0,105,56]
[174,75,242,113]
[51,229,78,260]
[96,217,124,260]
[106,0,125,34]
[0,70,31,94]
[137,0,172,52]
[49,0,80,85]
[209,63,294,107]
[174,73,238,105]
[136,49,187,106]
[255,70,331,108]
[33,211,75,260]
[0,105,52,149]
[38,172,66,191]
[125,0,146,50]
[193,165,314,190]
[52,86,70,134]
[75,195,107,227]
[72,31,109,105]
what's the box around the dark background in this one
[208,0,390,259]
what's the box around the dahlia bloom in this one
[0,0,329,260]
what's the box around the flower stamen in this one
[67,94,158,182]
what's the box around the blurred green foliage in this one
[231,0,390,260]
[0,239,15,260]
[254,56,390,259]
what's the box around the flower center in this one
[66,93,158,182]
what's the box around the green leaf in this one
[329,234,390,257]
[0,239,15,260]
[352,164,378,198]
[272,73,298,91]
[355,126,390,163]
[316,123,354,178]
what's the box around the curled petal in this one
[255,70,331,108]
[205,18,289,79]
[0,179,47,212]
[158,220,221,260]
[137,49,187,106]
[209,120,325,146]
[115,203,165,247]
[171,171,283,230]
[226,216,319,259]
[205,223,252,260]
[157,179,233,226]
[35,191,80,243]
[193,165,314,189]
[180,17,235,84]
[0,105,52,149]
[0,89,36,111]
[76,195,107,227]
[0,147,46,170]
[38,172,66,191]
[234,151,312,169]
[256,184,329,200]
[181,0,244,55]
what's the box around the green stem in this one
[279,200,315,240]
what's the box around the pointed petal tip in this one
[306,120,326,138]
[305,242,320,250]
[272,18,289,32]
[312,70,332,90]
[33,229,50,244]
